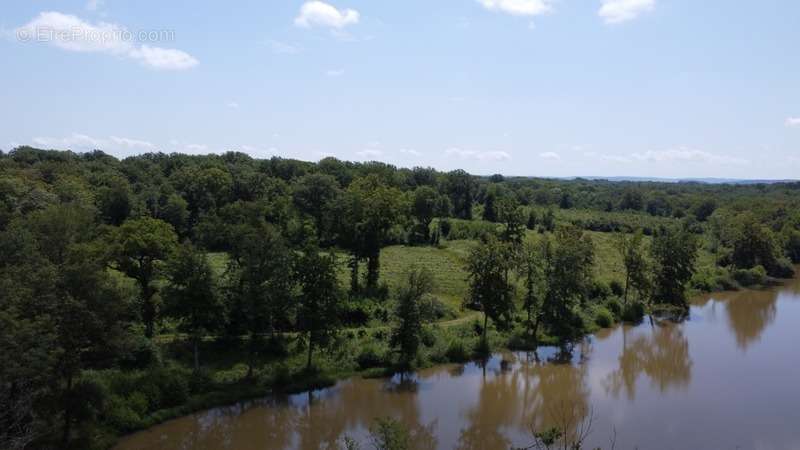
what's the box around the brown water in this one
[116,277,800,450]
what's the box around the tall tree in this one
[517,242,543,340]
[163,241,224,371]
[225,222,294,377]
[540,226,595,340]
[465,234,515,344]
[294,244,342,371]
[392,267,434,366]
[445,169,476,220]
[110,217,178,338]
[650,226,699,308]
[292,173,341,241]
[411,186,438,243]
[616,231,651,306]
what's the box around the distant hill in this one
[557,176,797,185]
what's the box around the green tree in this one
[465,234,515,344]
[292,173,341,241]
[110,217,178,338]
[518,242,543,339]
[391,267,434,366]
[616,231,650,306]
[294,244,342,371]
[162,241,224,371]
[411,186,438,243]
[225,222,293,377]
[540,226,595,340]
[650,226,699,308]
[445,169,476,220]
[16,204,132,446]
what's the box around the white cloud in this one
[630,148,748,165]
[33,133,104,150]
[295,1,360,29]
[128,45,198,70]
[400,148,422,156]
[539,151,561,160]
[326,68,345,77]
[32,133,156,152]
[226,101,240,109]
[477,0,554,17]
[584,151,632,163]
[267,39,300,54]
[15,12,198,70]
[786,117,800,127]
[357,149,383,158]
[599,0,655,24]
[446,148,511,162]
[184,143,209,153]
[109,136,154,150]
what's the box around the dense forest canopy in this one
[2,146,800,449]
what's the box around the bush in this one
[589,281,612,301]
[733,265,768,287]
[605,298,622,318]
[621,301,645,323]
[444,340,470,363]
[594,307,614,328]
[768,257,795,279]
[357,345,386,370]
[419,294,454,322]
[420,327,437,347]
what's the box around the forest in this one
[2,146,800,450]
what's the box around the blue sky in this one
[2,0,799,179]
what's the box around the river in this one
[115,276,800,449]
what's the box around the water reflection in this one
[604,322,692,400]
[115,275,800,450]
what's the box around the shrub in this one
[733,265,768,287]
[420,327,437,347]
[594,307,614,328]
[357,345,386,370]
[444,340,470,363]
[621,301,645,323]
[419,294,454,322]
[769,257,796,279]
[589,281,612,301]
[605,298,622,318]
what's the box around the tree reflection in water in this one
[604,320,692,401]
[456,343,592,450]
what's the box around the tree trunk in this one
[193,337,200,372]
[483,312,488,343]
[623,272,631,307]
[142,283,156,338]
[366,253,380,291]
[306,331,313,372]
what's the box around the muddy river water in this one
[116,276,800,449]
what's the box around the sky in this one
[1,0,799,179]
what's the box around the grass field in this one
[205,229,708,325]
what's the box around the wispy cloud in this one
[326,68,345,77]
[357,148,383,158]
[446,147,511,162]
[539,151,561,161]
[400,148,422,156]
[15,12,198,70]
[631,148,748,165]
[477,0,554,17]
[599,0,655,24]
[32,133,155,152]
[295,1,360,29]
[786,117,800,127]
[226,101,240,109]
